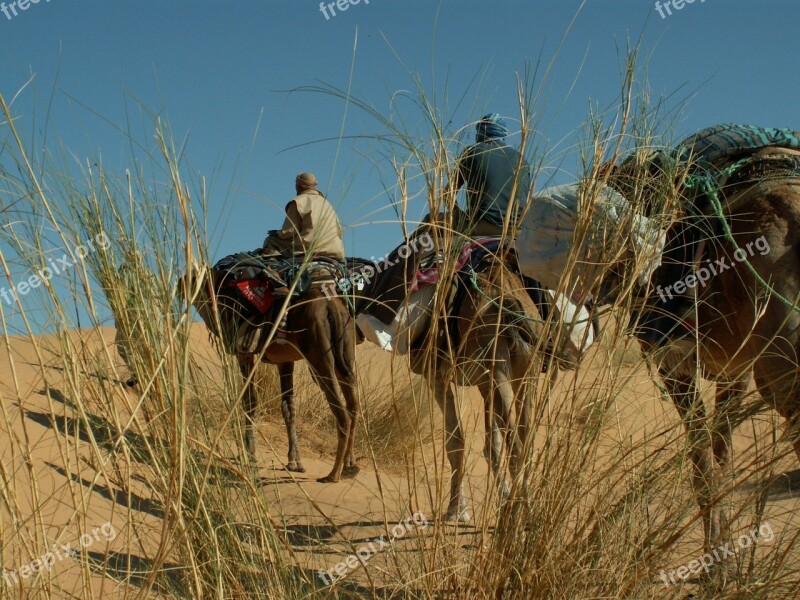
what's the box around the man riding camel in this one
[355,114,534,353]
[444,112,532,237]
[262,172,345,262]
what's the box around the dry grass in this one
[0,46,798,600]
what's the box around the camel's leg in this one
[513,357,556,465]
[478,370,519,503]
[712,375,750,470]
[753,361,800,464]
[335,357,360,479]
[664,372,728,551]
[237,353,258,460]
[480,383,506,501]
[513,380,531,472]
[278,362,305,472]
[784,411,800,465]
[332,307,359,478]
[786,414,800,464]
[433,375,470,523]
[310,364,351,484]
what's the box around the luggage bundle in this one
[512,182,666,362]
[513,182,666,296]
[212,251,289,317]
[209,251,343,354]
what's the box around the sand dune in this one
[1,324,798,597]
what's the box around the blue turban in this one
[476,113,508,143]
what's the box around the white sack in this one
[356,284,435,355]
[546,291,595,363]
[513,183,665,294]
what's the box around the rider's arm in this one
[274,200,303,239]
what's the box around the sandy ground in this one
[1,325,799,598]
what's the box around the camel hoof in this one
[317,474,340,483]
[342,465,360,478]
[285,462,306,473]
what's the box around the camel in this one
[609,145,800,550]
[183,261,360,483]
[356,232,556,522]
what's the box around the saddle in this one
[722,148,800,196]
[213,251,345,311]
[210,251,347,354]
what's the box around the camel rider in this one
[262,172,346,262]
[445,113,532,237]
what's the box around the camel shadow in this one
[26,361,129,386]
[236,520,388,548]
[277,518,443,549]
[25,407,154,464]
[84,550,185,596]
[256,474,316,486]
[29,387,243,484]
[84,550,386,598]
[45,461,164,518]
[745,468,800,502]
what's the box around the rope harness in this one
[684,157,800,313]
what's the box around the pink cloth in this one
[409,238,499,293]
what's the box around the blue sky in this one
[1,0,798,331]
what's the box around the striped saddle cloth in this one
[212,251,346,315]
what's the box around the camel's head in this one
[178,262,219,332]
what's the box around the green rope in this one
[685,162,800,313]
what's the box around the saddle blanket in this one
[676,123,800,169]
[409,237,501,292]
[212,251,344,316]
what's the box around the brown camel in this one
[611,145,800,550]
[357,235,556,522]
[183,262,360,483]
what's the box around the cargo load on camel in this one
[512,182,666,356]
[208,251,346,354]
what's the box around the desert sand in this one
[1,323,798,598]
